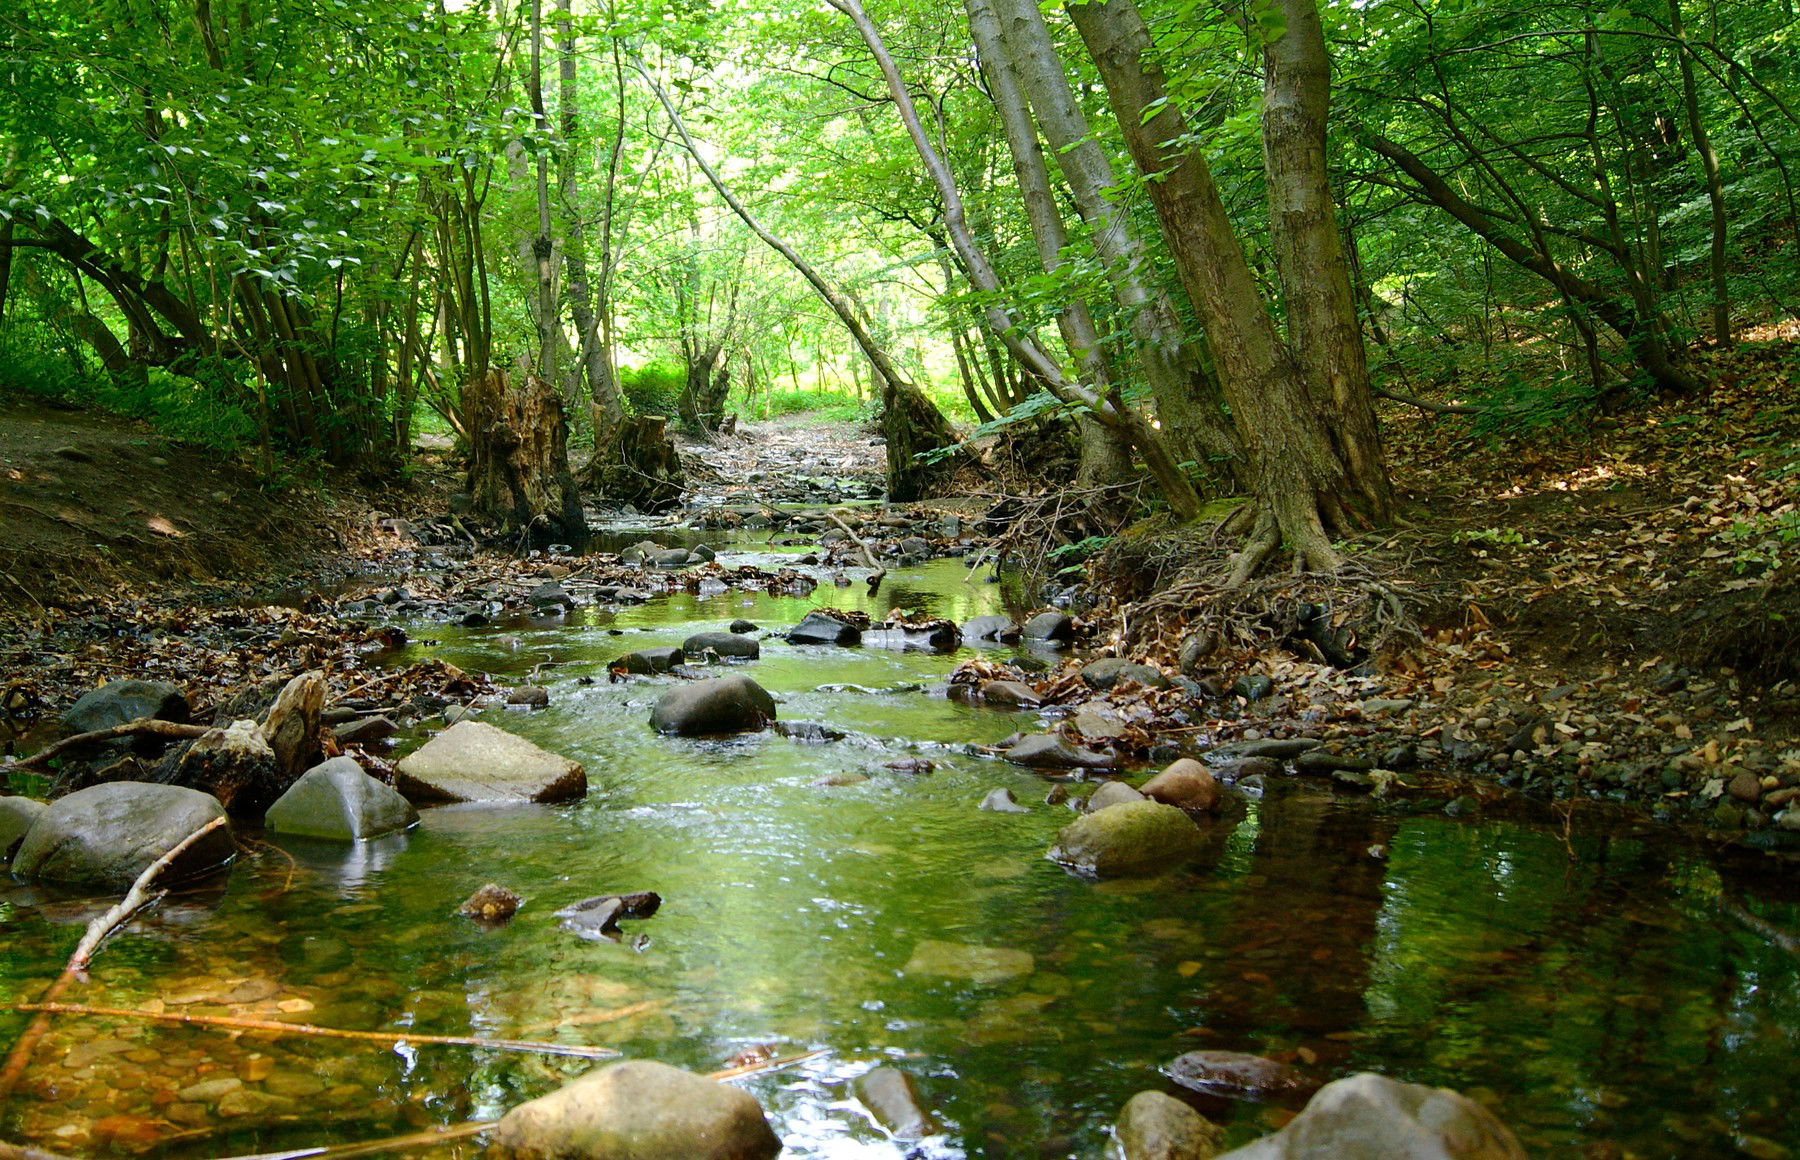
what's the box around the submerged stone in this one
[1114,1090,1226,1160]
[1213,1073,1525,1159]
[855,1067,939,1139]
[903,939,1034,983]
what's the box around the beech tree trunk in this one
[463,369,588,546]
[1262,0,1392,521]
[987,0,1242,486]
[1068,0,1376,577]
[828,0,1201,520]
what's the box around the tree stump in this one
[883,380,959,502]
[462,370,588,547]
[582,414,686,512]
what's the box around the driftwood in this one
[7,1003,623,1061]
[0,817,228,1100]
[825,511,885,594]
[6,718,210,771]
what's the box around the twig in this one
[824,510,886,590]
[208,1121,491,1160]
[705,1047,826,1081]
[7,1003,623,1061]
[1721,897,1800,957]
[70,817,229,970]
[6,718,211,771]
[513,1000,664,1036]
[0,816,229,1102]
[1375,386,1486,415]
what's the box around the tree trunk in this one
[988,0,1242,485]
[1262,0,1392,522]
[559,0,626,443]
[1669,0,1731,347]
[641,61,960,499]
[582,413,685,512]
[966,0,1131,491]
[1067,0,1368,576]
[463,369,588,546]
[529,0,557,386]
[828,0,1200,520]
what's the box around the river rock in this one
[729,619,758,633]
[529,582,575,611]
[459,883,522,922]
[1022,611,1074,643]
[789,611,862,645]
[613,646,687,675]
[1,797,48,862]
[1081,658,1169,690]
[650,675,777,736]
[903,939,1034,982]
[1048,800,1203,877]
[332,715,398,745]
[855,1067,939,1139]
[1006,733,1115,770]
[11,782,234,888]
[979,787,1029,813]
[264,757,418,841]
[652,548,695,569]
[61,679,190,734]
[490,1060,780,1160]
[1205,739,1322,762]
[980,680,1041,708]
[1086,780,1146,812]
[864,621,960,652]
[773,720,845,743]
[394,721,587,803]
[1213,1073,1525,1159]
[507,686,551,708]
[1142,759,1223,813]
[1114,1090,1226,1160]
[683,631,761,660]
[962,615,1019,643]
[1167,1052,1318,1103]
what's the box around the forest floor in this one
[2,331,1798,842]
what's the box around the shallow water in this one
[4,552,1800,1158]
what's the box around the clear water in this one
[3,554,1799,1158]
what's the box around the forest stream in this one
[3,533,1799,1159]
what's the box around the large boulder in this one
[1114,1090,1225,1160]
[490,1060,780,1160]
[682,631,761,660]
[11,782,234,889]
[265,757,419,841]
[1,797,47,863]
[1142,758,1223,813]
[394,722,587,804]
[1214,1073,1525,1160]
[650,676,777,737]
[61,680,189,735]
[788,611,862,646]
[1047,800,1203,878]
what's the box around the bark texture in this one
[463,370,588,545]
[582,414,685,512]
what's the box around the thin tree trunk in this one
[827,0,1201,520]
[1669,0,1731,346]
[988,0,1241,483]
[562,4,626,441]
[529,0,557,385]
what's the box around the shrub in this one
[619,361,684,418]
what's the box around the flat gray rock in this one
[394,722,586,804]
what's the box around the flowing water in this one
[3,544,1800,1158]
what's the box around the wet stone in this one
[904,939,1035,983]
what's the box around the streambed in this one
[3,547,1799,1158]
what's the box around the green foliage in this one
[1719,511,1800,574]
[762,387,872,422]
[619,362,685,417]
[0,337,255,452]
[1452,526,1542,549]
[1048,534,1113,577]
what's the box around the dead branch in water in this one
[5,718,211,771]
[6,1002,624,1061]
[0,816,229,1101]
[825,510,885,593]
